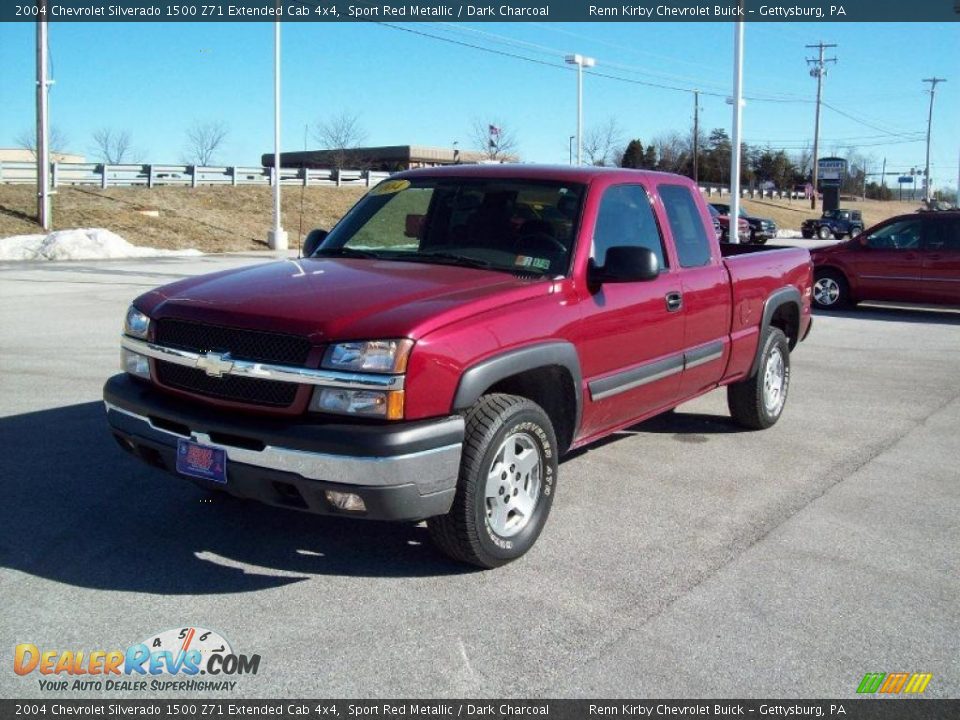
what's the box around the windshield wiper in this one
[412,252,502,271]
[312,247,380,259]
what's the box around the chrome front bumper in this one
[103,374,464,520]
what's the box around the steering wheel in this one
[517,232,566,255]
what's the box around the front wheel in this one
[428,394,558,568]
[727,327,791,430]
[812,268,850,309]
[818,225,832,240]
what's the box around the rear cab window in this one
[657,184,713,268]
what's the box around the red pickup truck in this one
[104,165,813,568]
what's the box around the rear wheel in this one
[728,327,791,430]
[428,394,558,569]
[812,268,850,309]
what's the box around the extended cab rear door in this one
[655,183,732,399]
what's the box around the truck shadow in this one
[814,304,960,326]
[0,402,475,594]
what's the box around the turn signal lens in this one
[121,348,151,379]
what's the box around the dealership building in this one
[261,145,516,171]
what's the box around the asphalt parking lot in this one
[1,252,957,699]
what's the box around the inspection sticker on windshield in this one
[369,179,410,196]
[515,255,550,270]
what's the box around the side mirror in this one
[302,228,328,257]
[858,235,869,248]
[589,246,660,284]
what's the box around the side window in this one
[925,219,960,251]
[592,184,667,270]
[865,219,921,250]
[658,184,712,268]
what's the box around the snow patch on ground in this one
[776,229,805,239]
[0,228,202,261]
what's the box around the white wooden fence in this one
[0,161,392,189]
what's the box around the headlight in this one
[322,339,413,373]
[124,306,151,339]
[310,387,405,420]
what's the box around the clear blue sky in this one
[1,20,957,189]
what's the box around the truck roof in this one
[394,163,690,185]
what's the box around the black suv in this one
[802,209,864,240]
[710,203,777,244]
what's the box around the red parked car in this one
[104,165,812,567]
[708,203,751,243]
[811,211,960,309]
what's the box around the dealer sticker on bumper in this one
[176,438,227,484]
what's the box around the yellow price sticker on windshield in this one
[369,179,410,196]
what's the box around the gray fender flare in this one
[749,286,801,377]
[452,342,583,435]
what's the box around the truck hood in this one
[136,257,550,343]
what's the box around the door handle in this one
[665,291,683,312]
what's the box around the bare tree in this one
[312,111,368,169]
[182,121,228,166]
[651,131,690,174]
[582,117,624,167]
[91,128,136,164]
[15,126,70,159]
[471,119,518,161]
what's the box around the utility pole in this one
[806,41,837,210]
[880,157,886,197]
[35,0,51,230]
[922,76,946,202]
[692,90,700,185]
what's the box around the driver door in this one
[576,184,685,437]
[854,218,924,303]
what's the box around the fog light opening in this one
[324,490,367,513]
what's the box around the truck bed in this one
[720,243,813,384]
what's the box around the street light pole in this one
[268,17,288,253]
[568,135,575,165]
[565,54,595,166]
[729,20,745,243]
[922,76,946,202]
[36,2,51,231]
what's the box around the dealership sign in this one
[817,157,847,188]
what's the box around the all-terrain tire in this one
[727,327,791,430]
[428,394,558,569]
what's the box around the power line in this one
[820,101,922,139]
[372,21,933,161]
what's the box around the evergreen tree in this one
[620,139,646,169]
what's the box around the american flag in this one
[488,124,501,136]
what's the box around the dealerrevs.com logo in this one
[14,627,261,692]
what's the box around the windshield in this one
[316,177,586,276]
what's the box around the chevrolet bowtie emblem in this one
[195,351,234,378]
